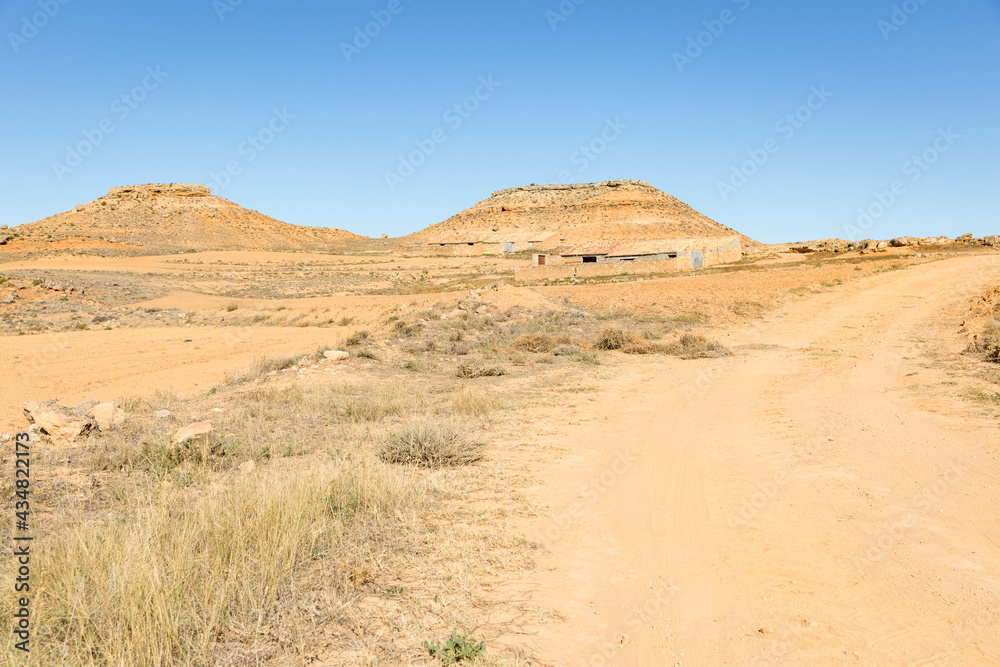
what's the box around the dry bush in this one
[553,344,581,356]
[378,421,485,468]
[664,334,733,359]
[456,360,507,378]
[512,333,555,353]
[973,320,1000,362]
[22,462,421,666]
[593,328,638,351]
[345,330,370,346]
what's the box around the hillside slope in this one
[403,180,755,248]
[11,184,362,253]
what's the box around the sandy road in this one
[0,326,337,433]
[521,255,1000,665]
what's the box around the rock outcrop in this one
[22,400,99,442]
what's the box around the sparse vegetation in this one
[226,303,239,312]
[379,421,486,468]
[346,330,370,346]
[27,461,419,666]
[594,327,636,351]
[457,360,507,378]
[424,629,488,664]
[663,334,733,359]
[226,354,298,384]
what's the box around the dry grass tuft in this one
[25,461,421,666]
[378,421,486,468]
[512,333,557,353]
[226,354,298,385]
[456,360,508,379]
[664,334,733,359]
[593,328,638,351]
[450,387,509,418]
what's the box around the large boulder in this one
[22,400,98,442]
[324,350,350,362]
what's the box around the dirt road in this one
[521,255,1000,665]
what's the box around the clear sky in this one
[1,0,997,243]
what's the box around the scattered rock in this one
[22,400,98,442]
[956,233,973,243]
[324,350,350,362]
[155,409,172,419]
[89,402,124,430]
[381,233,389,239]
[239,460,257,475]
[171,421,213,446]
[0,433,12,444]
[1,291,16,304]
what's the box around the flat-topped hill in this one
[404,180,755,248]
[12,183,362,253]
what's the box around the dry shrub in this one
[456,360,507,378]
[345,330,370,346]
[620,341,655,355]
[976,320,1000,362]
[512,333,555,353]
[22,462,420,666]
[594,328,638,351]
[664,334,733,359]
[378,421,485,468]
[553,344,581,356]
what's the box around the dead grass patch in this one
[378,421,486,468]
[457,360,508,378]
[22,461,422,666]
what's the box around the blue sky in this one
[1,0,997,243]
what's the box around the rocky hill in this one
[403,180,755,248]
[9,184,362,253]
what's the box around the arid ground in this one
[2,237,1000,665]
